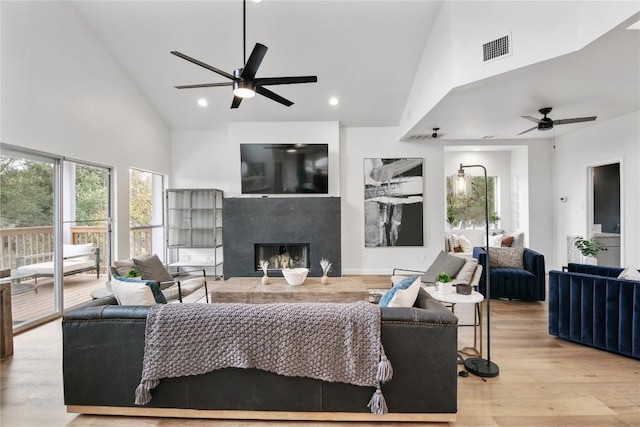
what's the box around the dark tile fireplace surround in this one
[223,197,341,278]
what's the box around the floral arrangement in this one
[259,260,269,275]
[320,258,332,276]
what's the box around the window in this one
[446,175,499,229]
[129,169,164,258]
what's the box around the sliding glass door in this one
[0,145,112,332]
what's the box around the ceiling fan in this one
[517,107,597,135]
[170,0,317,109]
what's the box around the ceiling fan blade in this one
[256,86,293,107]
[231,96,243,109]
[241,43,268,80]
[171,51,236,81]
[517,126,538,135]
[255,76,318,86]
[522,115,542,124]
[553,116,597,125]
[175,82,233,89]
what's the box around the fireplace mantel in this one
[223,197,341,278]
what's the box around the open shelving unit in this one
[165,188,223,280]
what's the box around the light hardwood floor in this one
[1,275,639,427]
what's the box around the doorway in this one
[588,161,622,266]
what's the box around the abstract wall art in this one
[364,158,423,247]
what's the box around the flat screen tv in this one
[240,143,329,194]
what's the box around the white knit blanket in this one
[135,301,393,414]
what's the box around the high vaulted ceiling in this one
[73,1,639,139]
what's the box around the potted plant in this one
[489,212,500,228]
[435,272,453,294]
[575,236,602,265]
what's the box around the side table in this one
[425,287,484,360]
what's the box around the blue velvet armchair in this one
[473,247,546,301]
[548,264,639,359]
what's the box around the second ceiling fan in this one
[171,0,317,109]
[518,107,597,135]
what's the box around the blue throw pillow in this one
[113,276,167,304]
[379,275,420,308]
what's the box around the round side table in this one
[425,287,484,359]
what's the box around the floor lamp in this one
[457,163,500,378]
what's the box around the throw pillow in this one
[111,276,167,305]
[453,258,478,285]
[618,267,640,281]
[379,275,420,308]
[447,234,461,252]
[488,247,524,268]
[501,236,514,247]
[488,234,503,247]
[132,254,175,288]
[113,259,135,276]
[457,234,473,253]
[422,251,467,283]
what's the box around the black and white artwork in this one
[364,158,423,247]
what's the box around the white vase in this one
[261,274,270,285]
[321,274,329,285]
[583,255,598,265]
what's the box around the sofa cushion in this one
[111,276,167,305]
[133,254,174,287]
[422,251,467,283]
[488,247,524,268]
[161,277,207,301]
[63,243,93,262]
[379,275,420,308]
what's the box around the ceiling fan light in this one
[233,81,256,98]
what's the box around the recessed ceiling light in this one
[252,0,263,3]
[329,97,339,106]
[197,98,208,107]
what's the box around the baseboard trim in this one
[67,405,456,422]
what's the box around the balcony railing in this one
[0,226,154,271]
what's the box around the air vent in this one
[403,133,447,141]
[483,34,511,62]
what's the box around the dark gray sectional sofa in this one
[62,288,459,422]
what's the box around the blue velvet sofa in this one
[472,247,546,301]
[548,264,640,359]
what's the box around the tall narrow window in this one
[446,175,499,229]
[129,169,164,258]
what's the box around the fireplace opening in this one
[255,243,310,271]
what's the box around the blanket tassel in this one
[377,346,393,383]
[367,387,388,415]
[135,379,159,405]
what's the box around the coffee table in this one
[426,287,484,359]
[1,269,38,295]
[210,277,368,304]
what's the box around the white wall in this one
[1,1,172,260]
[552,111,640,269]
[399,1,640,138]
[171,123,340,193]
[341,127,444,274]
